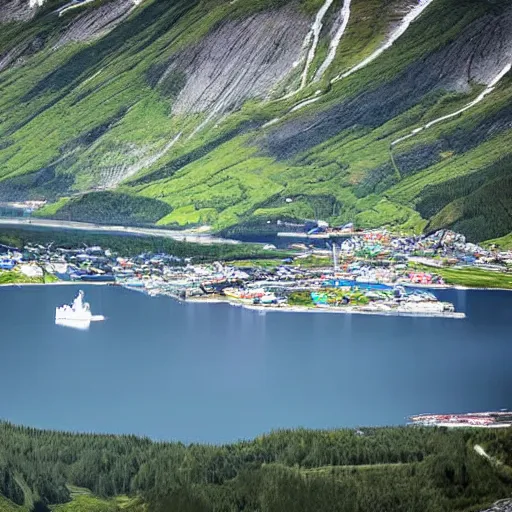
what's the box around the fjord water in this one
[1,285,511,443]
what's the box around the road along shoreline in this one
[0,217,238,245]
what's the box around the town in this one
[1,227,512,318]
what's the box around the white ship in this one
[55,290,104,327]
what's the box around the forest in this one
[0,422,511,512]
[0,227,285,262]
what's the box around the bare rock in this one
[263,6,512,159]
[0,46,25,71]
[440,9,512,91]
[479,499,512,512]
[0,0,42,23]
[158,4,310,116]
[0,33,46,72]
[55,0,137,47]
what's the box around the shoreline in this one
[0,281,108,287]
[402,282,512,292]
[184,297,466,319]
[0,282,466,318]
[1,280,511,292]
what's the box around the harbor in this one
[1,250,465,318]
[3,226,512,317]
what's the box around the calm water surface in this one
[0,285,511,443]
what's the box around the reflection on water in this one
[1,285,511,443]
[55,319,91,330]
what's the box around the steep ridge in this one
[0,0,511,242]
[313,0,351,82]
[391,63,512,147]
[331,0,436,83]
[164,4,310,131]
[0,0,43,22]
[55,0,141,47]
[263,7,512,160]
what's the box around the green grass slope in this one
[0,270,58,285]
[0,495,25,512]
[414,265,512,289]
[486,232,512,250]
[0,0,511,241]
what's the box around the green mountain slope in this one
[0,495,24,512]
[1,421,512,511]
[1,0,511,241]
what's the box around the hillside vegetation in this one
[0,226,289,261]
[0,422,512,511]
[0,0,511,241]
[0,270,58,285]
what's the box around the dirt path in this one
[475,444,492,460]
[474,444,503,466]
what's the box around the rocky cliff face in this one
[164,5,310,116]
[0,0,141,72]
[263,7,512,160]
[0,0,42,22]
[479,499,512,512]
[0,0,511,242]
[55,0,139,47]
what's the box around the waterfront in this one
[1,285,511,443]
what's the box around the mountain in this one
[0,0,511,242]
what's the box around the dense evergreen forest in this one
[0,422,511,512]
[0,227,285,262]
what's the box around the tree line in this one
[0,422,511,511]
[0,227,286,262]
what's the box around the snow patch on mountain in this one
[299,0,335,88]
[279,0,337,100]
[57,0,96,17]
[314,0,351,81]
[290,93,321,113]
[279,0,429,118]
[332,0,436,83]
[392,63,512,146]
[263,7,512,160]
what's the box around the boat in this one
[55,290,105,323]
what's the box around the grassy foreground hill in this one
[0,0,512,242]
[0,422,512,511]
